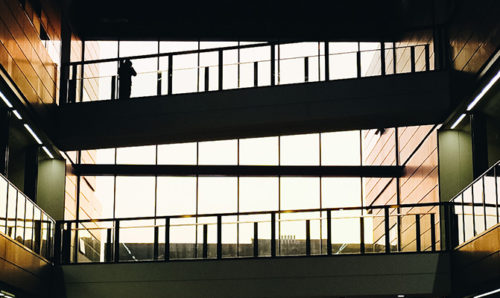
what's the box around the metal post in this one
[253,222,258,257]
[105,228,112,262]
[360,217,365,254]
[415,214,421,252]
[380,43,386,76]
[218,50,223,90]
[153,226,159,260]
[34,219,41,254]
[271,45,276,86]
[167,55,173,95]
[430,213,436,251]
[217,215,222,259]
[114,220,120,263]
[324,42,330,81]
[356,50,362,78]
[253,62,258,87]
[202,224,208,258]
[271,212,276,257]
[424,44,430,71]
[305,220,311,256]
[204,67,209,92]
[111,76,116,100]
[53,222,62,264]
[304,57,309,82]
[392,42,397,74]
[327,210,332,255]
[164,217,170,261]
[384,207,390,253]
[410,46,416,73]
[495,166,499,224]
[68,64,77,103]
[62,223,72,264]
[157,72,162,96]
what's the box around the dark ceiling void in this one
[68,0,452,41]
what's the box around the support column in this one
[470,113,488,178]
[24,146,39,202]
[0,108,10,176]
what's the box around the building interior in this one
[0,0,499,297]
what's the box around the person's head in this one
[125,59,132,67]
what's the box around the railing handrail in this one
[60,201,446,224]
[67,42,429,67]
[0,172,56,224]
[450,159,500,202]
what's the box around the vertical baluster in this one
[203,224,208,259]
[327,210,332,255]
[430,213,436,252]
[271,45,276,86]
[218,50,223,91]
[424,44,430,71]
[164,217,170,261]
[271,212,276,257]
[114,220,120,263]
[304,57,309,82]
[153,226,159,260]
[204,67,209,92]
[360,216,365,254]
[254,62,258,87]
[384,207,390,253]
[305,220,311,256]
[356,50,362,78]
[253,222,259,257]
[380,42,386,76]
[415,214,421,252]
[167,55,173,95]
[217,215,222,259]
[410,46,416,73]
[324,42,330,81]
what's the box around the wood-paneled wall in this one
[0,0,60,106]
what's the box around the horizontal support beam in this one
[57,71,452,150]
[73,164,404,178]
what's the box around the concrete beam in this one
[56,71,452,150]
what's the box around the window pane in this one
[280,134,319,165]
[322,178,361,208]
[280,177,320,210]
[15,194,26,243]
[199,140,237,165]
[0,177,7,233]
[321,131,360,165]
[115,177,155,217]
[239,137,278,165]
[158,143,197,165]
[198,177,237,214]
[239,177,278,212]
[157,177,196,216]
[7,185,17,238]
[116,145,156,165]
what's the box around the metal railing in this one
[55,202,443,264]
[0,173,56,260]
[451,160,500,246]
[65,42,432,103]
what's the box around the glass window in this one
[239,137,278,166]
[198,140,237,165]
[280,133,319,165]
[115,177,155,217]
[322,178,361,208]
[280,177,320,210]
[0,176,7,233]
[198,177,237,214]
[321,131,360,165]
[6,186,16,237]
[157,142,197,165]
[116,145,156,165]
[15,193,26,243]
[157,177,197,216]
[239,177,279,212]
[484,170,497,229]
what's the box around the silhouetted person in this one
[118,59,137,99]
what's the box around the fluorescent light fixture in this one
[12,110,22,120]
[24,124,42,144]
[451,113,466,129]
[42,146,54,159]
[397,295,405,298]
[474,288,500,298]
[0,90,13,108]
[467,69,500,111]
